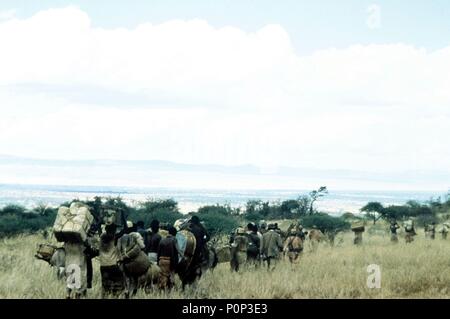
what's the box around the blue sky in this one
[1,1,449,54]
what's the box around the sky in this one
[0,1,450,189]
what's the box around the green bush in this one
[245,210,264,223]
[197,205,233,216]
[132,199,183,227]
[194,210,239,236]
[0,204,26,215]
[0,207,56,237]
[415,214,439,227]
[300,213,350,234]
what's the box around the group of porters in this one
[350,219,450,245]
[223,221,325,271]
[35,202,450,298]
[36,202,214,298]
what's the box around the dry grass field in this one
[1,227,450,299]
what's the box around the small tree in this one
[361,202,385,224]
[297,195,310,215]
[280,199,300,218]
[308,186,328,214]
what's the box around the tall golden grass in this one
[1,227,450,299]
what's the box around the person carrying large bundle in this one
[99,223,125,298]
[425,222,436,240]
[54,202,94,243]
[117,222,148,276]
[53,202,96,299]
[404,219,416,243]
[117,223,151,297]
[438,222,450,240]
[351,221,365,246]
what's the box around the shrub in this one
[0,207,56,237]
[133,199,183,226]
[194,209,239,236]
[0,204,26,215]
[415,214,439,227]
[300,213,350,234]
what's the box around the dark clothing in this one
[100,265,124,296]
[157,235,178,271]
[390,223,399,234]
[297,230,307,241]
[229,232,236,245]
[187,222,210,264]
[247,232,260,258]
[83,238,98,289]
[188,222,209,250]
[146,231,162,254]
[86,257,93,289]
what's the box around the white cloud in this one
[0,6,449,179]
[0,9,16,21]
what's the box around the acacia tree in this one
[361,202,385,224]
[308,186,328,214]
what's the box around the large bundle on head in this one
[404,220,414,231]
[437,223,450,233]
[351,221,365,232]
[53,202,94,243]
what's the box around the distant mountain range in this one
[0,154,449,191]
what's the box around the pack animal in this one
[283,235,303,263]
[308,229,325,251]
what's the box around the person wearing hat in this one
[230,227,248,272]
[287,221,307,238]
[259,220,268,235]
[439,222,449,240]
[99,224,125,297]
[404,219,416,243]
[262,223,284,270]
